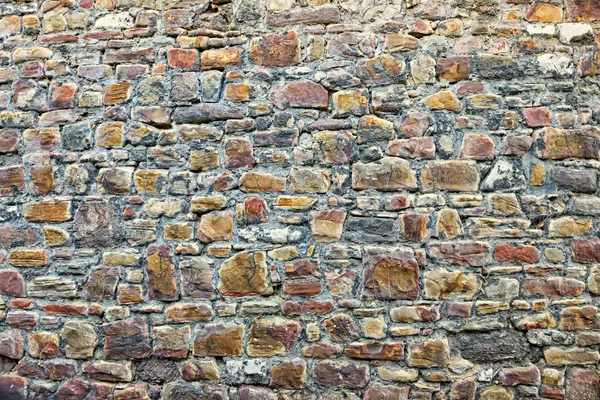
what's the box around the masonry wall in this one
[1,0,600,399]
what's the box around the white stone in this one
[558,23,594,44]
[94,12,134,29]
[537,54,574,78]
[526,24,556,37]
[266,0,294,11]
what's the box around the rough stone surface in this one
[0,1,598,398]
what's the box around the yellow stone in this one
[424,91,461,112]
[43,226,69,247]
[134,170,169,195]
[531,163,546,186]
[95,122,124,148]
[10,249,48,267]
[24,201,71,222]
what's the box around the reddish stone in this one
[247,317,301,356]
[344,342,404,360]
[243,197,268,224]
[45,361,77,381]
[167,48,198,69]
[103,318,151,360]
[522,278,585,298]
[447,302,473,317]
[401,214,430,242]
[0,329,24,359]
[523,107,551,127]
[456,81,485,94]
[284,259,318,278]
[450,378,476,400]
[225,138,254,169]
[502,365,540,386]
[0,376,27,400]
[436,56,470,81]
[55,378,91,400]
[386,137,435,159]
[399,111,429,137]
[282,281,322,297]
[193,323,244,357]
[238,386,278,400]
[0,269,25,297]
[494,243,540,263]
[146,244,178,301]
[269,81,328,109]
[428,241,490,267]
[502,134,533,156]
[0,130,19,153]
[49,81,77,110]
[302,343,344,358]
[249,31,300,67]
[281,300,334,315]
[17,358,47,379]
[6,311,38,330]
[565,367,600,400]
[9,299,35,309]
[313,361,370,389]
[459,133,495,160]
[83,266,120,301]
[362,248,419,300]
[322,314,360,342]
[43,303,88,316]
[567,0,600,21]
[385,195,412,211]
[364,385,409,400]
[0,166,26,196]
[572,238,600,263]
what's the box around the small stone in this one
[152,325,191,359]
[269,81,328,109]
[103,82,132,105]
[240,172,286,193]
[436,56,470,81]
[201,47,241,70]
[332,89,368,117]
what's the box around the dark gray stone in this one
[451,330,530,363]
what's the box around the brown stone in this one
[270,359,306,389]
[23,200,71,222]
[0,165,25,196]
[459,133,495,160]
[152,325,191,359]
[10,249,48,267]
[344,342,404,361]
[198,211,234,243]
[219,251,268,297]
[104,82,132,105]
[83,266,120,301]
[421,161,480,192]
[437,57,470,81]
[103,318,151,360]
[565,367,600,400]
[572,238,600,263]
[353,157,417,191]
[165,303,213,323]
[310,209,346,242]
[201,47,241,70]
[249,32,300,67]
[522,278,585,298]
[424,91,461,112]
[193,323,244,357]
[322,314,360,342]
[533,127,600,159]
[167,48,198,69]
[424,269,479,299]
[526,2,563,22]
[559,306,600,330]
[247,317,301,356]
[407,339,450,368]
[269,81,328,109]
[312,361,370,389]
[146,244,178,301]
[240,172,286,193]
[362,247,419,300]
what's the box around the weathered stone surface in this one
[219,251,268,297]
[141,246,176,302]
[361,247,419,300]
[313,361,370,389]
[421,161,479,192]
[193,323,244,357]
[83,266,120,301]
[269,81,328,109]
[250,32,300,67]
[102,319,150,362]
[452,331,529,363]
[247,317,301,356]
[353,157,417,191]
[407,339,450,368]
[61,321,97,359]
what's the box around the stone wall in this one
[1,0,600,399]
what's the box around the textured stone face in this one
[1,1,599,397]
